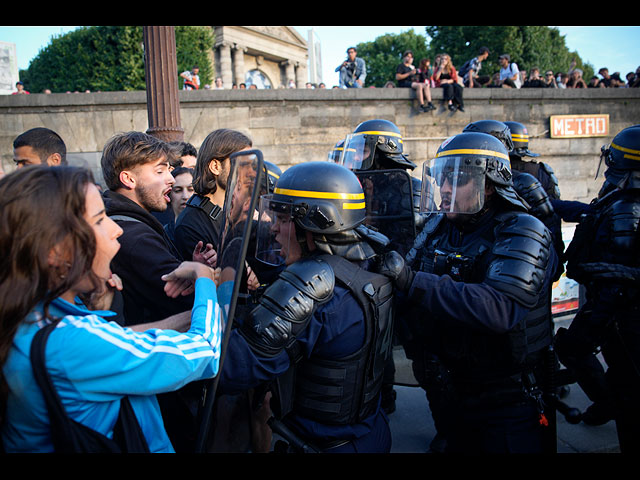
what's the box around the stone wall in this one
[1,87,639,203]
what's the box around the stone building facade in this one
[213,26,308,89]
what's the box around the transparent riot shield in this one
[195,149,266,453]
[355,169,416,257]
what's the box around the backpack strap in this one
[30,320,149,453]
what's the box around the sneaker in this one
[457,105,465,112]
[448,103,456,112]
[423,103,436,112]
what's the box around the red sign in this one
[550,114,609,138]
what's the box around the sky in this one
[0,25,638,87]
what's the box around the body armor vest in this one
[412,209,553,383]
[276,255,395,426]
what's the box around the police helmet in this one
[343,119,416,170]
[269,161,366,234]
[264,160,282,194]
[422,132,527,212]
[463,119,515,154]
[504,121,540,159]
[327,140,345,163]
[598,124,640,188]
[601,124,640,172]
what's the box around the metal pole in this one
[142,26,184,143]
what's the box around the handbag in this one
[30,320,150,453]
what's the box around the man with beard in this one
[174,129,252,262]
[100,131,216,453]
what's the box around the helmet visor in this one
[255,194,293,267]
[421,156,486,214]
[338,133,376,170]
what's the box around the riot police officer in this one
[382,131,558,453]
[464,120,565,280]
[218,161,395,453]
[556,125,640,452]
[337,119,422,416]
[339,118,424,232]
[504,121,561,201]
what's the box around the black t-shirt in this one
[173,194,223,262]
[396,63,418,87]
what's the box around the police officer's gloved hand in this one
[379,251,415,292]
[579,262,640,283]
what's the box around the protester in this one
[0,165,222,453]
[13,127,67,169]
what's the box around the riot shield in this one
[355,169,416,257]
[195,149,266,453]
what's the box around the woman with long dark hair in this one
[433,53,465,112]
[0,165,221,452]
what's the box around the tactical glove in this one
[379,250,415,292]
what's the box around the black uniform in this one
[385,132,558,453]
[556,126,640,451]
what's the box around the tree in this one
[424,26,593,81]
[355,29,433,88]
[20,26,214,93]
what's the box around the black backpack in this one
[30,320,150,453]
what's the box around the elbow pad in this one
[513,172,554,219]
[239,258,335,358]
[485,213,552,308]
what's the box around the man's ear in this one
[208,159,222,176]
[46,153,62,167]
[119,170,137,190]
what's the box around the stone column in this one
[218,43,233,89]
[232,45,246,87]
[296,62,308,88]
[142,26,184,142]
[282,60,295,88]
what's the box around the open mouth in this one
[163,188,172,203]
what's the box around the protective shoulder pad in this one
[609,196,640,254]
[540,162,561,200]
[512,172,554,220]
[239,258,335,358]
[485,212,552,308]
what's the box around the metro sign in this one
[550,114,609,138]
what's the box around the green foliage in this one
[355,29,432,87]
[20,26,214,93]
[424,26,593,81]
[175,26,214,87]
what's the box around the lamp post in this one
[142,26,184,143]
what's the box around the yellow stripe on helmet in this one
[612,142,640,161]
[342,201,366,210]
[274,187,365,201]
[436,148,510,161]
[353,130,403,143]
[510,133,529,141]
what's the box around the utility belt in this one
[448,367,546,413]
[268,416,352,453]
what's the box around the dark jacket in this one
[103,190,194,325]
